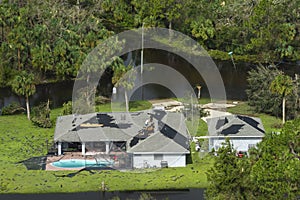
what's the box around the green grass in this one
[172,97,211,105]
[259,114,282,133]
[129,101,152,111]
[95,100,152,112]
[186,119,208,137]
[0,101,212,194]
[226,101,254,116]
[199,98,211,105]
[0,151,212,193]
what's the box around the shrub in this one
[95,96,110,105]
[0,181,7,192]
[62,101,72,115]
[1,102,25,115]
[271,122,283,129]
[31,102,52,128]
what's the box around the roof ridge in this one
[128,131,160,151]
[128,130,189,153]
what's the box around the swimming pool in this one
[51,159,113,168]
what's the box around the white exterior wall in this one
[133,153,186,168]
[209,137,263,152]
[57,142,62,155]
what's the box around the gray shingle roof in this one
[207,115,265,137]
[54,112,150,142]
[54,110,190,155]
[127,131,189,153]
[54,113,95,141]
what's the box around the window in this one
[154,154,163,160]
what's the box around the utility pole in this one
[141,23,144,100]
[191,93,193,125]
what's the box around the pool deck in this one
[45,152,121,171]
[46,152,85,170]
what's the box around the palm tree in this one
[11,71,36,120]
[270,74,294,124]
[112,58,135,112]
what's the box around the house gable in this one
[207,115,265,152]
[207,115,265,138]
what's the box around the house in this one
[206,115,265,152]
[54,109,190,168]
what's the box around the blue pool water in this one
[51,159,113,168]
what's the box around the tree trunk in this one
[26,96,30,120]
[295,74,299,112]
[46,99,50,118]
[18,48,21,71]
[125,90,129,112]
[282,96,286,124]
[197,87,201,99]
[1,23,3,42]
[168,21,173,42]
[76,0,80,24]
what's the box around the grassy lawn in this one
[0,157,212,194]
[186,119,208,137]
[0,101,212,194]
[199,98,211,105]
[95,100,152,112]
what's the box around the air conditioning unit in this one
[160,161,168,168]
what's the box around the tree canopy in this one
[1,0,300,87]
[270,74,295,123]
[10,71,36,120]
[246,65,300,120]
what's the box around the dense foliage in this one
[246,65,300,120]
[61,96,110,115]
[206,119,300,199]
[206,138,252,199]
[249,119,300,199]
[0,0,300,87]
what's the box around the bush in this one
[95,96,110,105]
[62,101,72,115]
[1,102,25,115]
[271,122,283,129]
[31,102,52,128]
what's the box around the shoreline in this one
[0,187,206,194]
